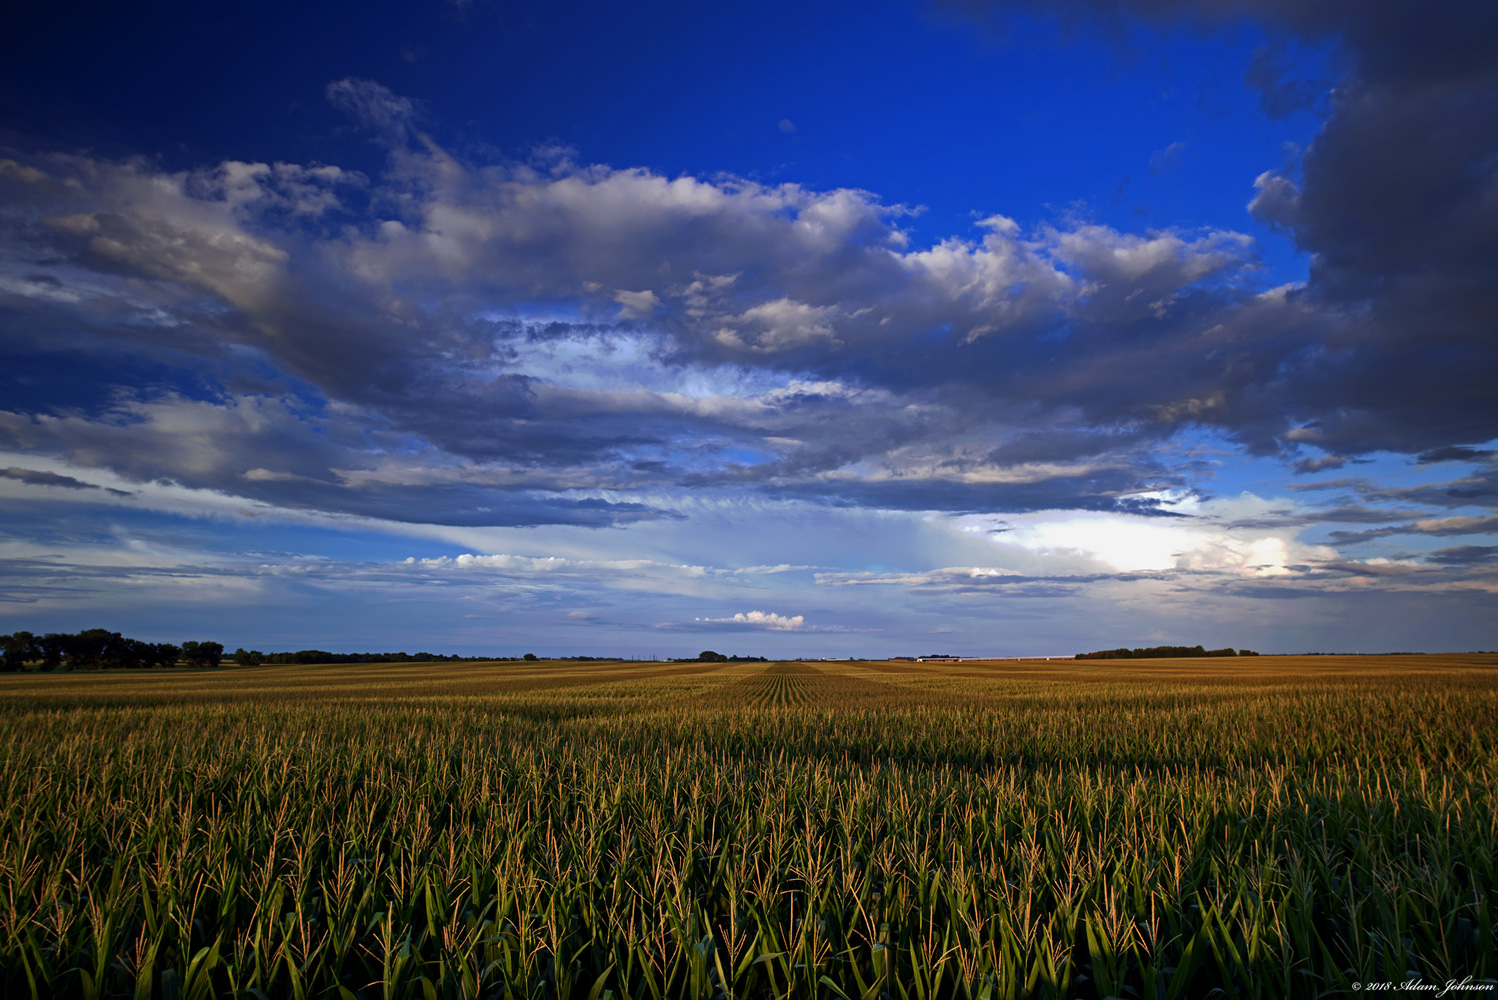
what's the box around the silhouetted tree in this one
[73,629,121,670]
[1077,644,1239,660]
[111,637,153,669]
[1,631,37,671]
[38,634,69,671]
[181,641,224,668]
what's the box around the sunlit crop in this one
[1,655,1494,998]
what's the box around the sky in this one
[0,0,1495,657]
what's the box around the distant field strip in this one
[1,656,1495,999]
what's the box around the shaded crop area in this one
[1,656,1496,998]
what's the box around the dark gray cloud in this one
[1328,514,1498,545]
[1222,505,1432,530]
[727,469,1198,518]
[1419,446,1496,464]
[1,466,131,495]
[1316,558,1418,578]
[1425,545,1498,566]
[269,487,677,529]
[816,566,1168,594]
[1311,467,1498,511]
[1292,454,1351,475]
[942,0,1498,461]
[0,395,678,527]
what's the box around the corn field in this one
[1,655,1495,999]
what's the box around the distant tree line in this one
[0,633,646,672]
[232,649,612,665]
[0,630,223,671]
[1076,645,1258,660]
[687,651,769,662]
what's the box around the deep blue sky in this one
[3,0,1320,257]
[1,0,1494,654]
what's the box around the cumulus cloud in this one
[714,299,840,352]
[612,288,661,318]
[0,141,1259,518]
[953,0,1498,460]
[2,18,1495,529]
[693,610,808,630]
[1247,170,1301,230]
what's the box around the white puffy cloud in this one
[714,298,839,352]
[694,610,808,630]
[1041,224,1254,320]
[612,288,661,318]
[1248,170,1301,229]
